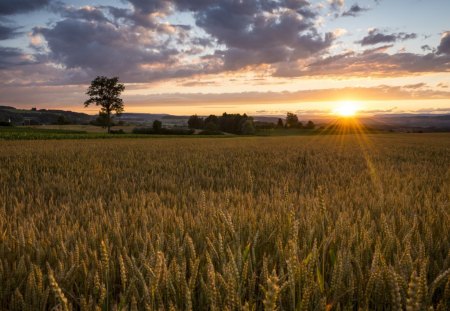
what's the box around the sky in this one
[0,0,449,116]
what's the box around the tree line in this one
[188,113,256,134]
[278,112,316,129]
[188,112,315,134]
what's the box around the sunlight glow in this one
[333,101,360,117]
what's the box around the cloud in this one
[437,31,450,55]
[333,28,347,37]
[329,0,345,11]
[275,47,450,78]
[181,80,217,87]
[127,0,172,15]
[413,107,450,113]
[359,107,398,114]
[0,47,34,69]
[191,0,333,69]
[0,0,448,89]
[50,3,110,23]
[0,0,51,16]
[121,84,450,107]
[0,23,20,40]
[2,82,450,110]
[32,18,184,81]
[19,0,335,83]
[421,45,433,52]
[402,83,426,89]
[342,4,368,17]
[361,44,393,54]
[27,3,220,84]
[358,29,417,46]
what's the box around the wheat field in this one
[0,134,449,310]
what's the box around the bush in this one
[110,129,125,134]
[188,115,205,129]
[54,115,71,125]
[132,127,194,135]
[241,119,256,135]
[132,127,155,134]
[153,120,162,132]
[159,128,194,135]
[0,121,13,126]
[198,130,224,135]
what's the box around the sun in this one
[333,101,360,117]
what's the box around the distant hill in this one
[0,106,93,125]
[116,113,189,127]
[361,114,450,131]
[0,108,191,127]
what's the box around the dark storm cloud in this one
[0,0,51,16]
[0,23,20,40]
[342,4,368,17]
[358,29,417,46]
[437,31,450,55]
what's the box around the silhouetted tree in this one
[84,76,125,133]
[55,115,71,125]
[188,115,204,129]
[254,121,276,129]
[277,118,284,128]
[285,112,299,128]
[241,119,256,134]
[204,115,219,131]
[305,120,315,129]
[153,120,162,133]
[90,112,111,127]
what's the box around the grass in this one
[1,133,449,310]
[0,127,192,140]
[1,125,386,140]
[0,127,97,140]
[28,124,137,133]
[255,128,319,136]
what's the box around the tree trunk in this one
[107,109,111,133]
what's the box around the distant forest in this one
[0,106,92,125]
